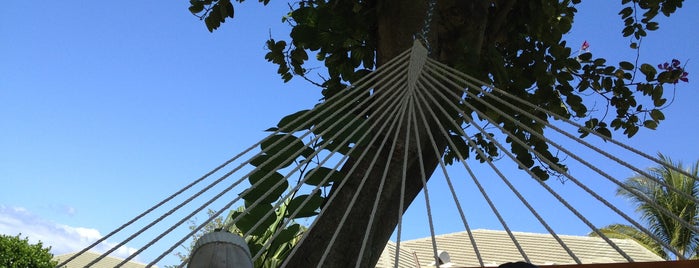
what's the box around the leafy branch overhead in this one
[187,1,691,266]
[189,0,688,182]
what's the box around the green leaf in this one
[217,1,228,18]
[277,110,313,132]
[650,109,665,121]
[619,61,634,70]
[189,3,205,14]
[269,224,301,253]
[242,170,288,204]
[290,48,309,75]
[514,146,534,168]
[204,7,222,32]
[318,138,352,155]
[625,125,640,138]
[265,223,301,261]
[448,135,470,160]
[578,52,592,61]
[643,120,658,130]
[596,126,612,140]
[250,154,292,171]
[289,25,317,46]
[653,97,667,107]
[646,22,659,31]
[585,118,599,129]
[578,127,590,138]
[610,118,622,130]
[619,6,633,18]
[285,192,322,219]
[564,94,586,117]
[531,166,549,181]
[602,77,613,91]
[232,203,276,236]
[303,167,342,186]
[637,83,653,95]
[261,134,313,160]
[313,112,368,145]
[636,28,647,38]
[639,63,657,81]
[651,85,663,102]
[223,1,234,19]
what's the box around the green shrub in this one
[0,233,57,268]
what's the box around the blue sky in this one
[1,1,698,266]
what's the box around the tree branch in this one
[488,0,517,44]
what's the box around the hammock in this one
[57,40,698,268]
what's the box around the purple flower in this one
[672,59,680,67]
[658,59,689,84]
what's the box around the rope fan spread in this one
[58,40,698,268]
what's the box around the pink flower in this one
[581,40,590,51]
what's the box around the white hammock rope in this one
[428,58,699,205]
[417,64,634,261]
[66,40,698,268]
[411,75,533,263]
[422,57,699,251]
[158,47,416,266]
[316,85,413,267]
[356,88,413,268]
[406,42,443,268]
[247,79,409,262]
[408,95,443,268]
[55,140,261,266]
[422,57,699,235]
[393,99,415,268]
[411,80,579,264]
[418,58,688,260]
[185,45,421,267]
[410,78,486,265]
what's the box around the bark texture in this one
[283,1,495,267]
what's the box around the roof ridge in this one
[53,251,149,266]
[396,229,648,244]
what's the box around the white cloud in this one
[65,205,76,216]
[0,205,141,261]
[44,204,77,217]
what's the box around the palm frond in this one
[614,153,699,260]
[592,224,669,259]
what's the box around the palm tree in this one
[593,154,699,260]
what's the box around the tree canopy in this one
[0,233,57,268]
[187,0,689,266]
[189,0,688,180]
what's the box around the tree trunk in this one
[283,1,493,267]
